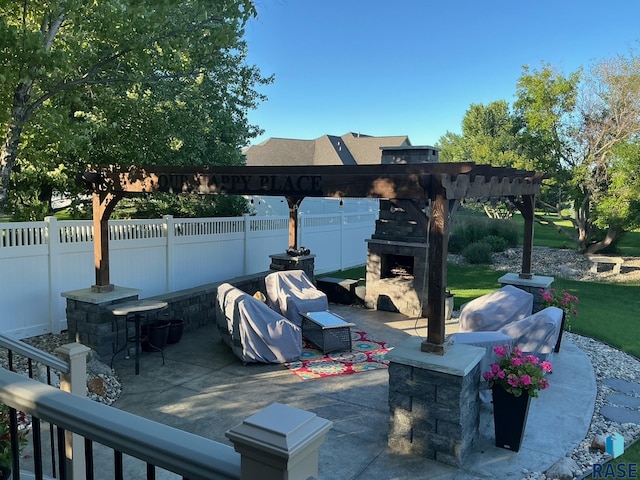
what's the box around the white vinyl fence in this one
[0,211,376,339]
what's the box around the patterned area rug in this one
[285,330,392,380]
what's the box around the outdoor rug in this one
[284,330,392,380]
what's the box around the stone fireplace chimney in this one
[364,146,439,318]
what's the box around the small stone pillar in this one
[61,286,141,361]
[387,337,485,467]
[226,402,332,480]
[269,253,316,283]
[498,273,554,312]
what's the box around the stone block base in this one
[269,253,316,283]
[386,338,484,467]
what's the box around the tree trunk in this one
[585,226,623,254]
[0,82,33,214]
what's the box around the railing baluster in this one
[147,462,156,479]
[85,438,94,480]
[114,450,123,480]
[32,417,43,480]
[57,426,66,479]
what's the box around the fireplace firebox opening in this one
[382,254,414,279]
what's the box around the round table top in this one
[106,299,168,316]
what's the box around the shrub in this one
[451,217,518,250]
[461,241,493,264]
[483,235,509,252]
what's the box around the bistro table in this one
[107,299,168,375]
[300,310,356,354]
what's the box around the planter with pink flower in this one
[483,344,553,452]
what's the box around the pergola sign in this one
[79,162,547,353]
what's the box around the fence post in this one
[45,216,62,334]
[164,215,174,293]
[243,214,249,275]
[55,342,91,480]
[226,402,332,480]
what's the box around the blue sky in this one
[243,1,640,147]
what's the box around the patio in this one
[110,303,596,480]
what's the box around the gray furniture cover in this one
[264,270,329,326]
[458,285,533,333]
[498,306,563,362]
[215,283,302,364]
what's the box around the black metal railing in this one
[0,336,241,480]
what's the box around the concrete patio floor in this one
[111,303,596,480]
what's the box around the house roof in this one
[243,132,412,166]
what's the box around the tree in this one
[0,0,270,218]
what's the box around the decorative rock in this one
[545,456,581,480]
[87,377,107,397]
[590,434,607,452]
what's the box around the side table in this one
[107,299,168,375]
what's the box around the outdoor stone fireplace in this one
[364,146,438,318]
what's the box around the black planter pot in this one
[141,322,169,352]
[166,320,184,344]
[492,385,531,452]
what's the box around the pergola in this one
[79,162,546,354]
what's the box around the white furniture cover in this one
[216,283,302,364]
[458,285,533,333]
[265,270,329,327]
[498,306,564,362]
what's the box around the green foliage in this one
[450,216,518,251]
[111,194,249,219]
[0,0,271,219]
[461,241,493,264]
[482,234,509,252]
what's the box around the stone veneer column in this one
[269,253,316,283]
[498,273,554,312]
[61,286,141,361]
[386,337,485,467]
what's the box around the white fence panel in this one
[300,214,343,274]
[0,221,50,338]
[169,217,246,291]
[245,216,289,273]
[0,209,378,337]
[341,212,377,270]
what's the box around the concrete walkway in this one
[111,304,596,479]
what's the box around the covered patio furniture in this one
[458,285,533,333]
[215,283,302,364]
[498,306,564,362]
[265,270,329,327]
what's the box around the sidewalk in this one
[111,304,596,479]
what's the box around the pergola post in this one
[91,191,121,293]
[285,196,303,249]
[518,194,535,279]
[421,181,449,354]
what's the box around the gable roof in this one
[243,132,412,166]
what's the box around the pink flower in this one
[521,374,532,386]
[493,346,507,357]
[507,374,519,387]
[539,379,550,390]
[496,370,506,379]
[525,355,539,365]
[491,363,501,373]
[511,357,522,367]
[483,371,494,381]
[540,361,552,373]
